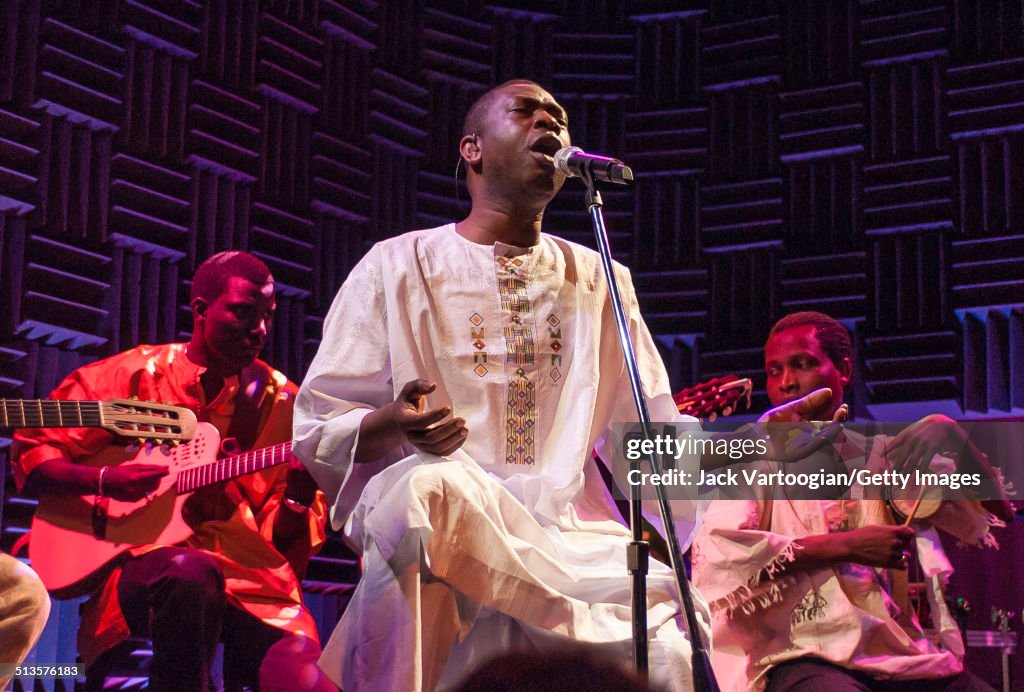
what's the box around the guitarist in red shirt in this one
[13,251,336,692]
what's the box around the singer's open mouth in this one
[530,136,561,169]
[530,135,562,157]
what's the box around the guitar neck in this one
[177,442,293,493]
[0,400,104,428]
[674,376,753,419]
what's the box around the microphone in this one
[553,147,634,185]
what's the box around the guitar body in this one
[30,423,222,599]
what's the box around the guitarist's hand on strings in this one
[101,464,168,501]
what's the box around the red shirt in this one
[14,344,327,666]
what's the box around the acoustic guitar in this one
[30,422,292,598]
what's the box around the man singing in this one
[294,80,833,690]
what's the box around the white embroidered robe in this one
[293,224,708,691]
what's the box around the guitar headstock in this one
[100,399,197,443]
[673,375,753,421]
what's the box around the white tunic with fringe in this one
[692,430,1001,691]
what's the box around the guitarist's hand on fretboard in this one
[103,463,169,501]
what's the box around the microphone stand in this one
[579,165,719,692]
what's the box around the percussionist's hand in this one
[883,414,960,474]
[395,379,468,456]
[756,388,848,463]
[759,389,847,425]
[102,463,169,501]
[839,524,915,569]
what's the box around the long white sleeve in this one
[293,244,406,531]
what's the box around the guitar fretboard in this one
[0,400,104,429]
[177,442,293,493]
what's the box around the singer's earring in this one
[455,132,478,179]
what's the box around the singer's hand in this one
[393,380,469,456]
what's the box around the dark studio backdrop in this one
[1,0,1022,687]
